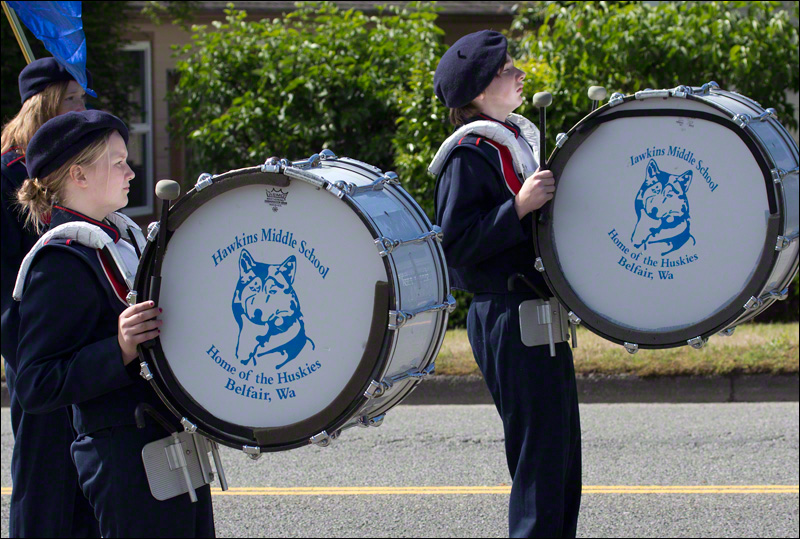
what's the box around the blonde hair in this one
[1,80,70,154]
[16,130,114,232]
[448,103,481,127]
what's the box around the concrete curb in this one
[2,373,797,408]
[401,373,800,405]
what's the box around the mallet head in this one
[588,86,608,102]
[155,180,181,202]
[532,92,553,108]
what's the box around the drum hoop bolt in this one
[139,361,154,381]
[180,417,198,433]
[195,172,214,191]
[242,445,262,460]
[146,221,160,242]
[624,342,639,354]
[719,327,736,337]
[687,336,707,349]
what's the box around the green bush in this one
[511,0,799,151]
[169,1,445,188]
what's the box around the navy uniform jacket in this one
[13,206,175,435]
[1,148,39,360]
[434,116,546,296]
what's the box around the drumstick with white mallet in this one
[588,85,607,112]
[532,91,553,170]
[149,180,181,307]
[531,91,557,357]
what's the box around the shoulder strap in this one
[105,211,146,254]
[13,222,134,301]
[428,116,541,179]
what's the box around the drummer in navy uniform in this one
[0,57,100,538]
[10,110,216,538]
[431,31,581,537]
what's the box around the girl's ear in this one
[69,165,88,188]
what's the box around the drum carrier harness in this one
[429,114,575,355]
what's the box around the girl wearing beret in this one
[11,110,215,538]
[0,57,100,538]
[431,31,581,537]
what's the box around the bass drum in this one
[535,82,798,350]
[135,151,452,453]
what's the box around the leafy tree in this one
[510,1,800,147]
[169,1,445,187]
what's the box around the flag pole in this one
[2,1,35,64]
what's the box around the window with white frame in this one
[120,41,153,217]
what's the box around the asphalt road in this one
[2,403,798,538]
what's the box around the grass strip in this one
[2,323,797,381]
[435,322,799,377]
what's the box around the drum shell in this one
[535,88,799,348]
[302,158,450,421]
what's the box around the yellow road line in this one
[2,486,797,497]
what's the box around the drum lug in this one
[146,221,160,242]
[733,114,752,128]
[776,234,798,251]
[534,257,545,273]
[719,327,736,337]
[364,380,390,399]
[768,287,790,301]
[242,445,262,460]
[357,414,385,428]
[755,108,778,122]
[608,92,625,107]
[356,172,401,194]
[261,156,282,173]
[744,296,763,311]
[388,310,409,330]
[310,430,337,447]
[324,181,345,199]
[687,336,707,349]
[771,166,799,183]
[319,149,337,160]
[195,172,214,191]
[375,226,443,257]
[556,133,568,148]
[672,86,691,98]
[623,342,639,354]
[388,295,455,330]
[292,153,322,170]
[697,81,720,95]
[139,361,154,381]
[387,363,436,385]
[180,417,198,433]
[126,290,138,306]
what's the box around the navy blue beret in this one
[26,110,128,180]
[18,57,94,104]
[434,30,508,109]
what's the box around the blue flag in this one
[6,1,97,97]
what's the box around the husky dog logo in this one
[631,159,696,256]
[232,249,315,370]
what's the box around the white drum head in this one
[552,115,767,331]
[157,181,387,428]
[537,95,780,346]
